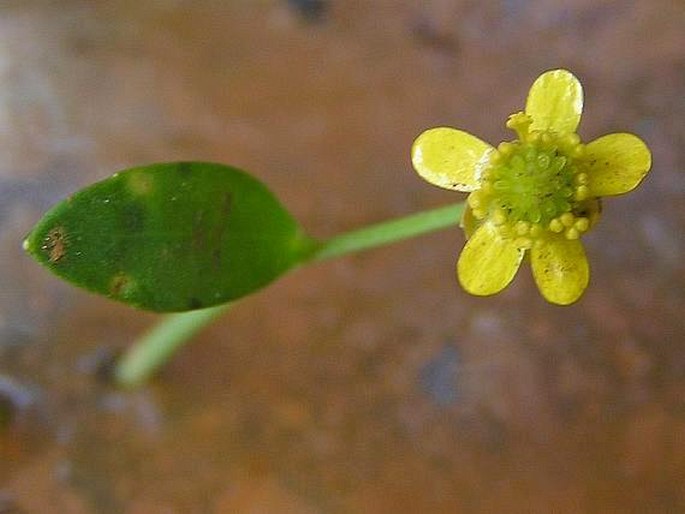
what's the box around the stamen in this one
[470,118,599,247]
[573,172,589,186]
[574,217,589,232]
[565,227,580,240]
[467,192,482,209]
[571,144,585,159]
[560,212,575,227]
[505,112,533,141]
[491,208,507,225]
[574,185,590,201]
[549,218,564,233]
[472,207,487,220]
[498,142,515,155]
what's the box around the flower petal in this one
[525,69,583,135]
[531,238,589,305]
[411,127,493,192]
[457,222,524,296]
[585,133,652,196]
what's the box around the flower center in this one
[489,142,574,225]
[466,112,599,248]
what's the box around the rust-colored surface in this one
[1,1,684,512]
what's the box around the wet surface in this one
[1,1,684,512]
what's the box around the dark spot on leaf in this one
[42,226,67,263]
[192,192,232,269]
[109,273,135,298]
[192,209,208,251]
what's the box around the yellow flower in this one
[411,69,652,305]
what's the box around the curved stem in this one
[115,202,464,387]
[115,304,230,387]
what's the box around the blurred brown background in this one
[1,1,684,512]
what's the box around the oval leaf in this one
[24,162,317,312]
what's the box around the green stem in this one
[115,202,464,387]
[115,304,230,387]
[309,202,464,262]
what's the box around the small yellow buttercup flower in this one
[411,69,652,305]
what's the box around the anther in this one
[506,112,532,140]
[565,134,580,147]
[574,217,589,233]
[549,218,564,233]
[574,185,590,201]
[560,212,575,227]
[573,173,589,186]
[505,115,517,130]
[491,208,507,225]
[565,227,580,240]
[472,208,486,220]
[467,192,482,209]
[498,142,515,155]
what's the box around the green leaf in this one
[23,162,317,312]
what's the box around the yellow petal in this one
[457,222,524,296]
[411,127,493,192]
[525,69,583,135]
[531,237,589,305]
[585,133,652,196]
